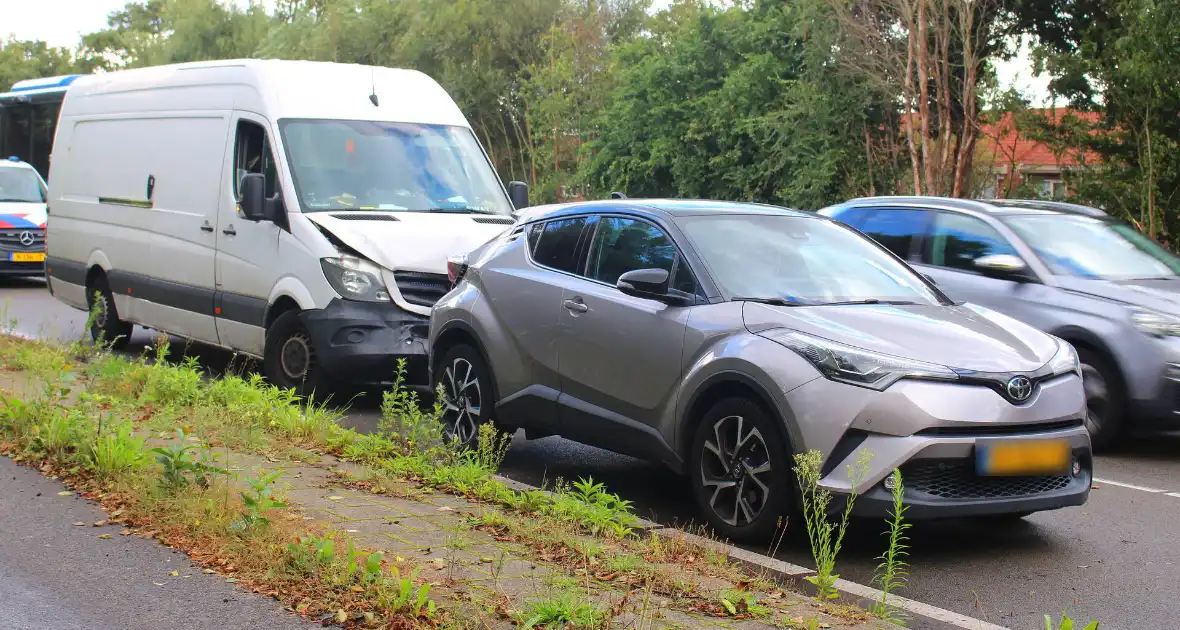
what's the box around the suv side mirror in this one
[974,254,1030,281]
[616,268,672,301]
[508,181,529,210]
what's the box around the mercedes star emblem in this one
[18,231,35,246]
[1006,375,1033,402]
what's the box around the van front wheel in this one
[264,310,325,398]
[86,275,132,350]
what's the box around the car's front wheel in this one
[433,343,494,448]
[263,310,325,398]
[1078,348,1124,452]
[689,397,793,543]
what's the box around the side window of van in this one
[233,121,278,199]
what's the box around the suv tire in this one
[86,274,132,350]
[433,343,495,448]
[1078,348,1124,452]
[264,310,325,398]
[689,397,792,543]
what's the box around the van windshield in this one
[279,119,513,216]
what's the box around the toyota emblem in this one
[1006,375,1033,402]
[18,231,35,246]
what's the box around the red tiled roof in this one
[976,108,1101,169]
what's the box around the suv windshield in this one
[0,167,46,203]
[677,213,946,306]
[279,119,513,215]
[1002,214,1180,279]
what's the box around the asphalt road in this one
[4,277,1180,629]
[0,455,312,630]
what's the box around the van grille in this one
[393,271,450,308]
[0,229,45,251]
[902,461,1072,500]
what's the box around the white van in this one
[45,59,529,393]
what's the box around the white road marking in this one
[1166,492,1180,499]
[1092,477,1167,493]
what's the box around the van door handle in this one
[200,221,214,233]
[222,225,236,236]
[563,297,588,313]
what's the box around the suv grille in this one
[393,271,450,308]
[0,228,45,251]
[903,461,1072,500]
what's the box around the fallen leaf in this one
[430,558,446,569]
[345,529,359,533]
[327,496,344,501]
[98,534,113,539]
[225,578,237,583]
[153,582,165,587]
[109,509,123,518]
[437,506,454,512]
[72,522,86,527]
[203,569,217,575]
[294,602,310,613]
[121,529,133,536]
[334,610,348,624]
[349,585,364,593]
[479,556,493,563]
[93,520,107,527]
[169,570,179,577]
[57,491,73,496]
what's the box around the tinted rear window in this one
[858,209,928,259]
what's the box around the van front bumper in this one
[300,298,430,389]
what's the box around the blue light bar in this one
[9,75,82,93]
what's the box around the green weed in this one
[378,360,448,455]
[870,468,910,625]
[151,429,229,490]
[85,421,147,479]
[547,476,639,538]
[718,588,771,617]
[234,470,286,531]
[1044,613,1099,630]
[516,592,605,629]
[794,448,872,601]
[377,565,437,620]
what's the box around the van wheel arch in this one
[265,295,302,330]
[680,374,796,463]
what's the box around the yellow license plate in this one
[976,439,1071,476]
[10,252,45,263]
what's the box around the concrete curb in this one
[492,474,1009,630]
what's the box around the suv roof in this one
[517,199,810,224]
[831,195,1106,218]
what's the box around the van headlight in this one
[1130,308,1180,337]
[1046,337,1082,378]
[760,329,958,390]
[321,256,390,302]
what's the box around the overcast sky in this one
[2,0,1051,103]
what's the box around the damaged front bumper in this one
[300,298,430,389]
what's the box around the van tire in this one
[264,310,325,398]
[86,275,132,350]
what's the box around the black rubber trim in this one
[216,291,267,326]
[915,418,1084,437]
[97,197,153,209]
[45,256,86,285]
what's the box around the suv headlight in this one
[760,329,958,391]
[1130,308,1180,337]
[321,256,391,302]
[1046,337,1082,378]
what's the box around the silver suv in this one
[819,197,1180,451]
[430,200,1092,541]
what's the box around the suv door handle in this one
[222,225,237,236]
[563,297,588,313]
[199,221,214,233]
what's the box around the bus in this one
[0,75,82,180]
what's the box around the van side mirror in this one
[239,173,267,221]
[508,181,529,210]
[616,268,671,301]
[974,254,1031,281]
[239,173,281,223]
